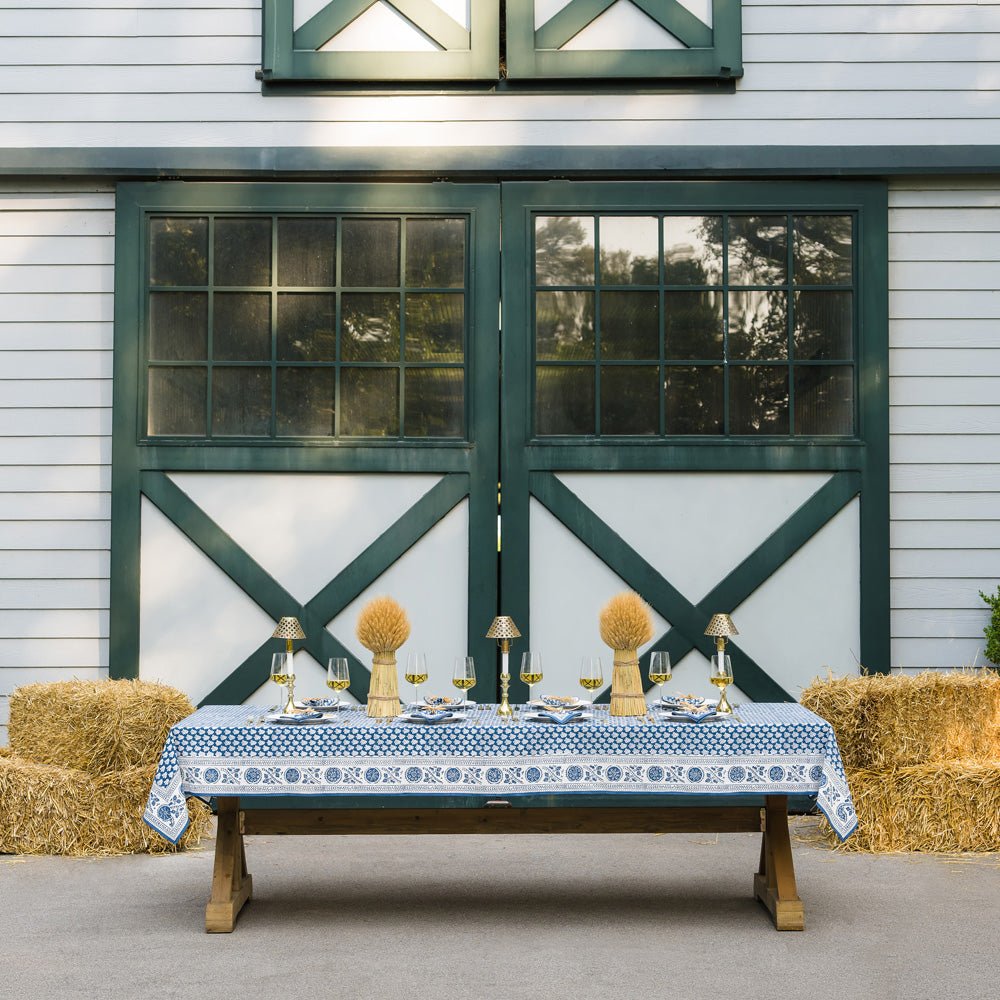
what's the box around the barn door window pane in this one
[145,213,467,440]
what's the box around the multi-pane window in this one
[533,213,855,437]
[145,214,468,439]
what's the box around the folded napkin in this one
[408,709,454,723]
[535,710,585,724]
[274,711,324,723]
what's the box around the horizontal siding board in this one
[891,520,1000,549]
[0,380,112,408]
[0,637,108,669]
[0,437,111,465]
[0,192,113,210]
[0,237,115,266]
[0,64,259,95]
[0,37,259,64]
[0,610,108,639]
[0,408,110,437]
[0,295,113,324]
[0,323,112,351]
[890,291,1000,319]
[889,319,1000,349]
[892,579,1000,610]
[0,265,113,294]
[891,609,990,639]
[0,667,105,694]
[891,464,1000,492]
[1,9,261,35]
[891,492,1000,520]
[890,377,1000,406]
[0,550,110,579]
[0,211,113,238]
[890,188,1000,209]
[0,580,108,609]
[890,405,1000,434]
[889,208,1000,233]
[889,233,1000,262]
[0,467,109,492]
[892,549,1000,577]
[743,62,1000,92]
[890,349,1000,376]
[891,636,991,667]
[0,522,109,550]
[890,434,1000,463]
[890,261,1000,290]
[744,6,1000,34]
[0,352,111,380]
[0,493,110,520]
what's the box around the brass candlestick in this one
[704,613,738,717]
[486,616,521,719]
[272,616,306,713]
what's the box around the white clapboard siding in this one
[0,184,113,689]
[888,179,1000,669]
[0,4,998,148]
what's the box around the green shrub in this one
[981,586,1000,665]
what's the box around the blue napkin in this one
[536,710,585,724]
[408,710,454,723]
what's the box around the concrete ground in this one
[2,819,999,1000]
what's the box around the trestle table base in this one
[205,794,804,932]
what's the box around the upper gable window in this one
[260,1,742,86]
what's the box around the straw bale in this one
[9,679,196,775]
[0,757,210,856]
[819,761,1000,853]
[801,670,1000,770]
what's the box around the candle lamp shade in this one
[704,613,738,639]
[272,617,306,641]
[485,616,521,641]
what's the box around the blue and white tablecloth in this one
[144,703,856,843]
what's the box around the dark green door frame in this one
[111,181,502,704]
[499,180,889,701]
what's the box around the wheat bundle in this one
[357,596,410,717]
[9,679,198,775]
[600,591,654,717]
[801,670,1000,771]
[816,761,1000,853]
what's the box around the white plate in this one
[660,695,716,711]
[299,698,341,711]
[418,698,474,710]
[530,697,589,711]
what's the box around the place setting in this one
[399,655,478,724]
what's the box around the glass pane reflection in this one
[536,290,595,360]
[728,290,788,360]
[277,293,336,362]
[212,367,271,436]
[342,219,399,287]
[664,290,723,359]
[147,367,205,436]
[794,365,853,435]
[276,367,335,437]
[214,218,271,287]
[794,291,853,360]
[600,291,658,360]
[342,293,400,362]
[794,215,852,285]
[728,216,787,285]
[664,216,723,285]
[535,216,595,286]
[150,217,207,286]
[277,218,336,287]
[730,366,789,434]
[601,366,658,435]
[148,292,207,361]
[213,293,270,362]
[535,366,595,435]
[340,368,399,437]
[405,293,464,362]
[599,217,658,285]
[406,219,465,288]
[664,366,724,435]
[405,368,464,437]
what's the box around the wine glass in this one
[270,652,293,712]
[405,652,429,706]
[520,652,542,706]
[326,657,350,706]
[579,657,604,707]
[709,653,734,716]
[452,656,476,705]
[648,651,672,705]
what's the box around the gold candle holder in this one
[486,616,521,719]
[272,616,306,713]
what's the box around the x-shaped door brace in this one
[530,470,862,703]
[536,0,713,51]
[294,0,471,52]
[140,471,469,706]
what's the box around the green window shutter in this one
[505,0,742,81]
[261,0,499,83]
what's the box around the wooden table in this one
[206,792,805,933]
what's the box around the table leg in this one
[753,795,805,931]
[205,796,253,933]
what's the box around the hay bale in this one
[9,679,196,775]
[0,757,210,857]
[819,761,1000,853]
[801,670,1000,770]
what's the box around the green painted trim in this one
[3,147,1000,178]
[262,0,497,83]
[508,0,740,80]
